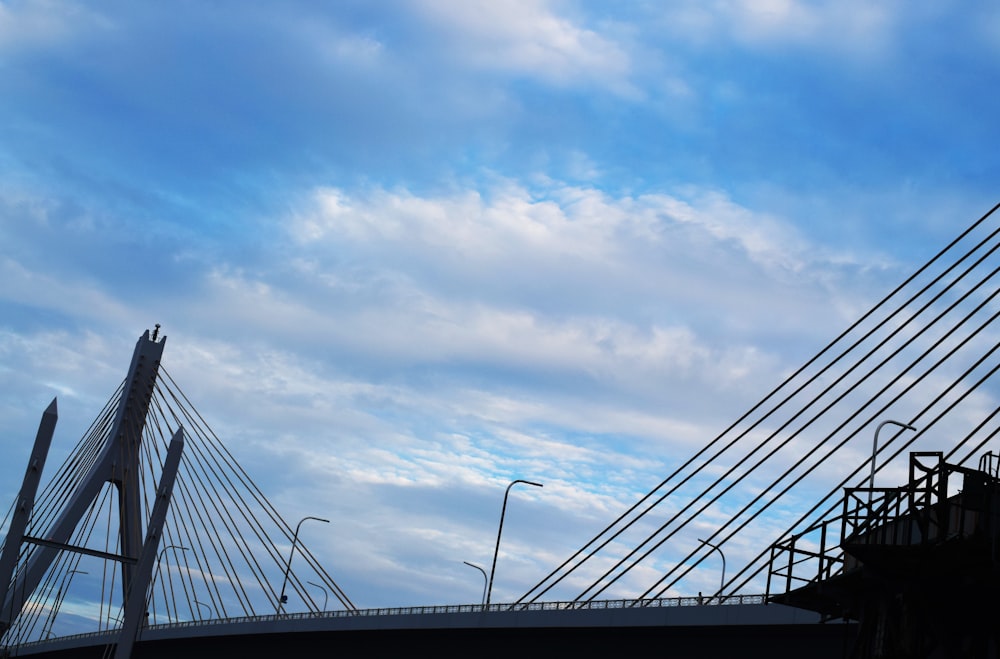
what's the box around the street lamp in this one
[486,479,543,607]
[154,545,189,584]
[307,580,328,612]
[870,420,917,501]
[463,561,488,606]
[194,600,213,619]
[44,569,88,638]
[278,516,329,612]
[697,539,725,603]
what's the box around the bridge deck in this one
[11,598,853,659]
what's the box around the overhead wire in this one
[517,202,1000,604]
[638,259,1000,599]
[725,344,1000,600]
[666,321,1000,600]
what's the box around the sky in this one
[1,0,1000,616]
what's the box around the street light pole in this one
[306,580,328,612]
[697,538,725,603]
[154,545,189,584]
[486,479,542,607]
[278,516,329,613]
[194,600,213,619]
[871,420,917,502]
[44,569,88,638]
[463,561,488,606]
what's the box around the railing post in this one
[819,521,828,581]
[765,545,774,598]
[785,539,794,593]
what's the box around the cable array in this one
[1,365,354,645]
[515,202,1000,606]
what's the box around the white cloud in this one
[0,173,991,611]
[296,181,819,278]
[292,18,386,69]
[0,179,897,601]
[108,180,893,606]
[0,257,133,327]
[655,0,896,58]
[411,0,633,92]
[0,0,110,55]
[727,0,891,46]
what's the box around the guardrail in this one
[14,593,767,648]
[158,592,766,627]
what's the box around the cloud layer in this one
[1,0,999,619]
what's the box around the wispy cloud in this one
[0,0,110,55]
[411,0,632,92]
[653,0,895,55]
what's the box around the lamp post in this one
[278,516,329,613]
[194,600,213,619]
[697,539,725,603]
[870,420,917,502]
[44,569,88,638]
[307,580,328,611]
[154,545,189,584]
[463,561,488,606]
[486,479,542,607]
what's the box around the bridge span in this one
[11,596,852,658]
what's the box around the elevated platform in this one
[768,451,1000,656]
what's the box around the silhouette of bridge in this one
[3,202,1000,658]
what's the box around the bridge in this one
[9,595,845,658]
[2,202,1000,657]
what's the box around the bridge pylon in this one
[0,328,180,642]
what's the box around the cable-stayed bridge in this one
[2,202,1000,658]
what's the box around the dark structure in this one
[769,451,1000,657]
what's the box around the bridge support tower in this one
[0,329,185,659]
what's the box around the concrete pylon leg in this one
[115,428,185,659]
[0,399,57,633]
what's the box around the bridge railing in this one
[151,592,767,628]
[14,594,768,649]
[767,514,845,597]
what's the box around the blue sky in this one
[1,0,1000,616]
